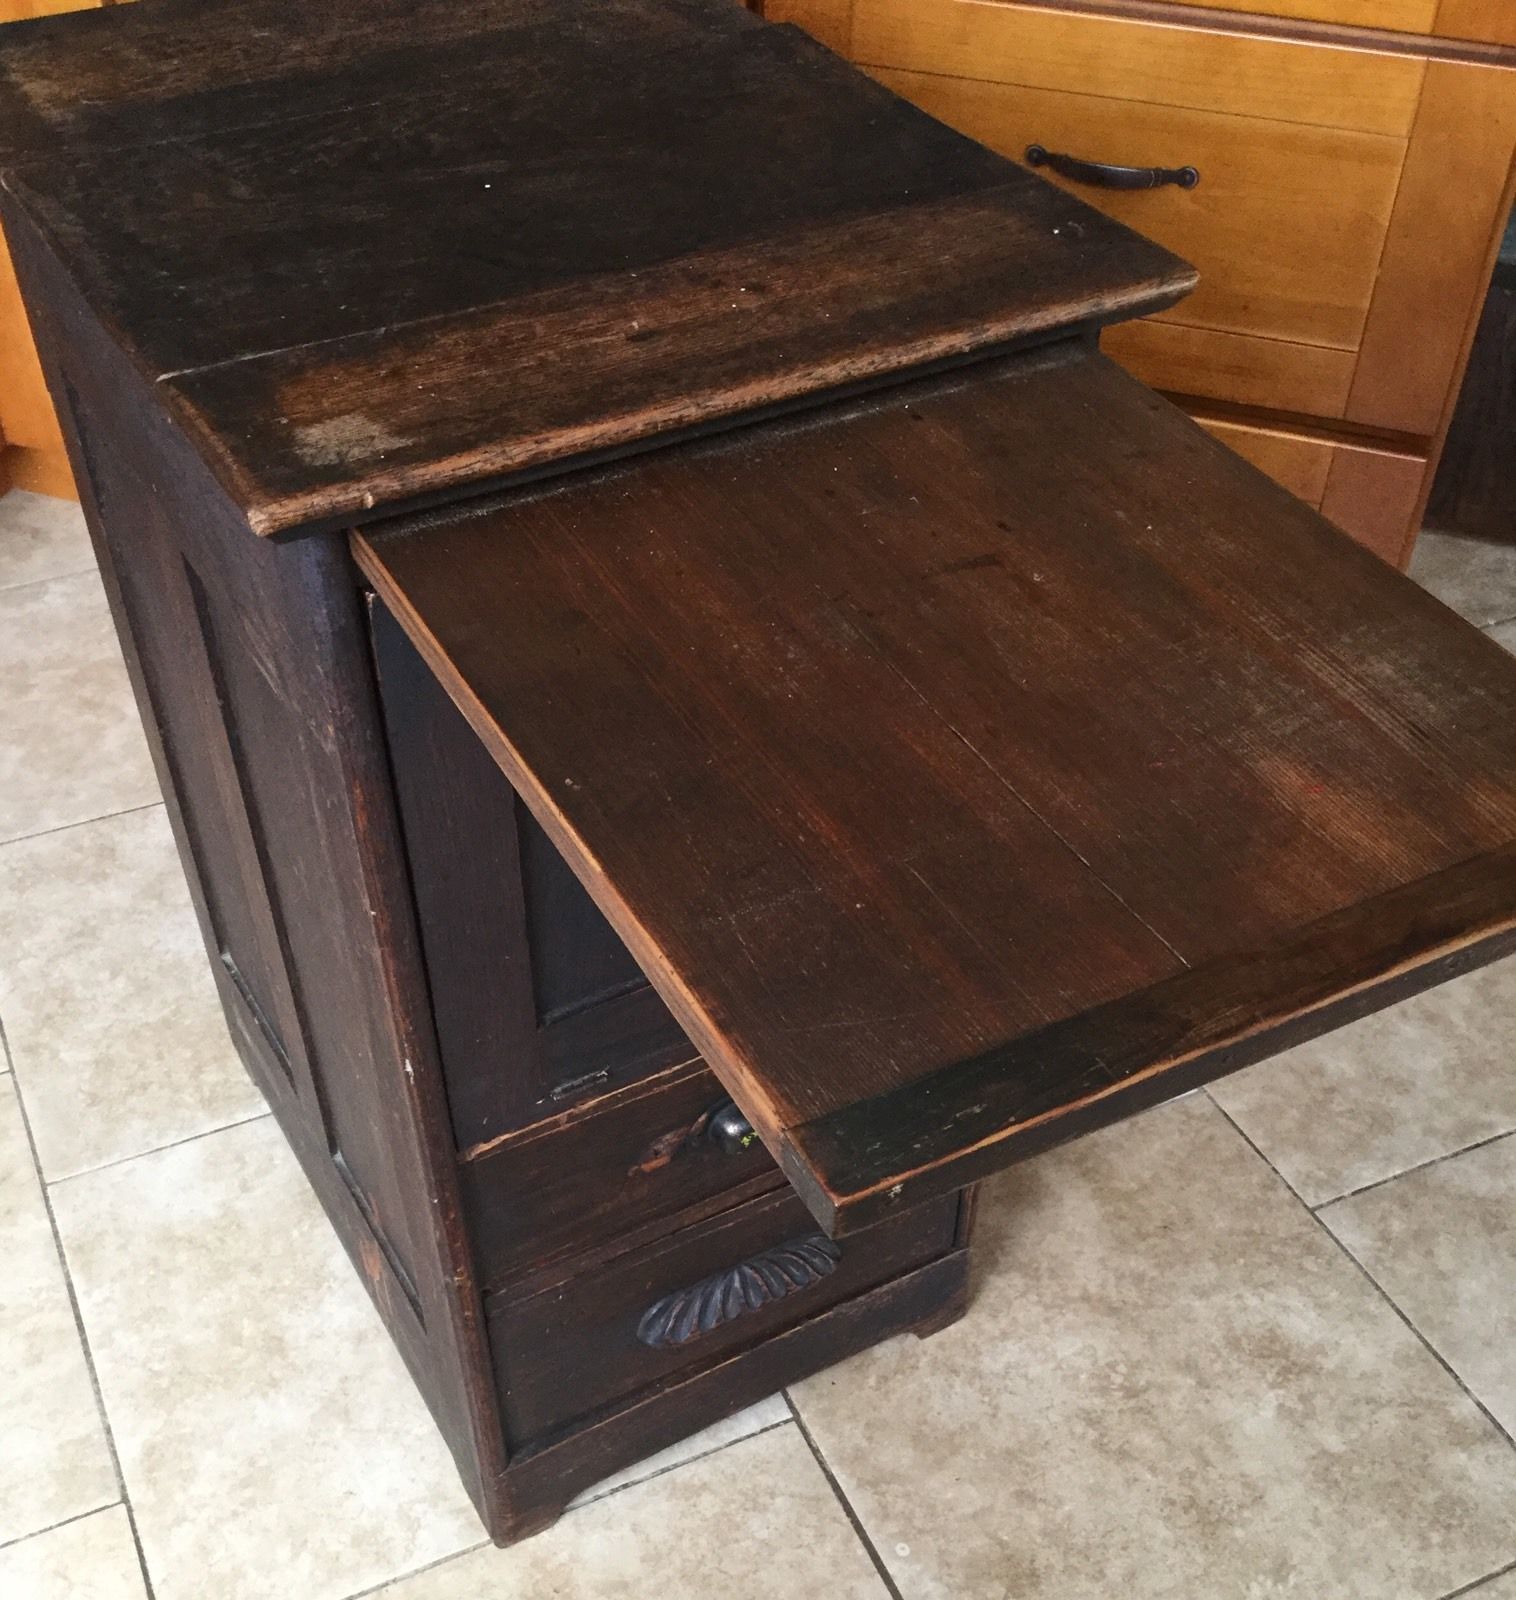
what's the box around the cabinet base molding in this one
[0,440,75,498]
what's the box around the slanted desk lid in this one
[0,0,1192,536]
[356,345,1516,1236]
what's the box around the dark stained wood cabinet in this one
[3,0,1516,1547]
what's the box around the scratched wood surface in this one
[0,0,1192,534]
[358,343,1516,1233]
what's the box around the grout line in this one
[1207,1094,1516,1461]
[1438,1555,1516,1600]
[44,1110,275,1190]
[1482,613,1516,632]
[784,1393,906,1600]
[569,1415,796,1512]
[0,1500,125,1555]
[0,800,162,852]
[0,1013,159,1600]
[337,1539,492,1600]
[1313,1127,1516,1211]
[0,562,98,597]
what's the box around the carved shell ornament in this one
[635,1234,842,1349]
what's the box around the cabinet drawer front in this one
[871,65,1408,359]
[461,1059,784,1290]
[490,1186,958,1444]
[1196,415,1428,566]
[1198,416,1337,507]
[853,0,1426,136]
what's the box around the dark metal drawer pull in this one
[1026,144,1199,191]
[628,1096,760,1176]
[705,1097,759,1156]
[636,1233,842,1348]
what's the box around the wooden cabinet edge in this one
[1349,58,1516,440]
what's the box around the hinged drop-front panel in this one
[356,343,1516,1237]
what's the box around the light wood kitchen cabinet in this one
[0,0,110,498]
[766,0,1516,565]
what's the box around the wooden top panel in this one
[0,0,1192,534]
[357,345,1516,1233]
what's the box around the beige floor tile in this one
[0,490,93,592]
[0,805,264,1179]
[1411,529,1516,627]
[1210,955,1516,1206]
[790,1097,1516,1600]
[0,1076,116,1546]
[365,1426,888,1600]
[569,1394,791,1507]
[0,1506,146,1600]
[1320,1133,1516,1438]
[50,1116,480,1600]
[0,569,156,844]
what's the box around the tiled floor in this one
[1,490,1514,1600]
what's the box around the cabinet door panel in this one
[1349,59,1516,437]
[370,595,693,1150]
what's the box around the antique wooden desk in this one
[3,0,1515,1546]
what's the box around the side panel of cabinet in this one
[0,0,104,495]
[4,207,505,1519]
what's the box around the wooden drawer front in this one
[491,1187,959,1444]
[869,62,1407,382]
[461,1060,784,1290]
[1198,415,1428,566]
[852,0,1426,136]
[1198,416,1337,507]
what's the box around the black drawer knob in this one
[707,1098,760,1156]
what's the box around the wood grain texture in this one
[358,344,1516,1231]
[1349,58,1516,437]
[850,0,1427,136]
[785,845,1516,1230]
[1102,319,1358,418]
[0,0,1192,535]
[869,63,1408,352]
